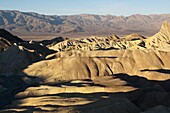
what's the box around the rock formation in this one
[0,21,170,113]
[146,21,170,50]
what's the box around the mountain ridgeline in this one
[0,10,170,37]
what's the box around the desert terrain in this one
[0,12,170,112]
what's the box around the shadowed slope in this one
[0,29,23,52]
[0,29,23,43]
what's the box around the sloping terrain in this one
[1,10,170,37]
[0,22,170,113]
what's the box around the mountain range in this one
[0,10,170,37]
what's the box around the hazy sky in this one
[0,0,170,16]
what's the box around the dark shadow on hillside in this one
[0,76,27,109]
[113,73,154,88]
[0,29,23,43]
[1,73,169,112]
[140,69,170,91]
[0,74,47,111]
[141,69,170,74]
[0,29,63,110]
[0,39,58,110]
[1,69,170,112]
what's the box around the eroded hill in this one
[0,22,170,113]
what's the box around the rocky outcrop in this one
[146,21,170,49]
[48,35,146,52]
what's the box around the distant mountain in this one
[0,10,170,37]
